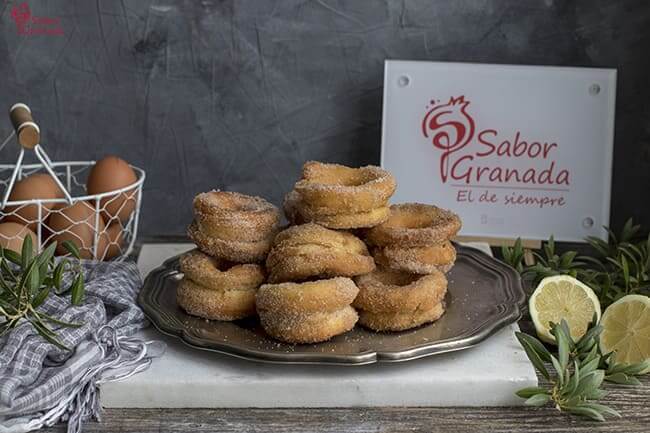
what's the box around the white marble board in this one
[100,243,537,408]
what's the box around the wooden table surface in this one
[46,374,649,433]
[43,240,650,432]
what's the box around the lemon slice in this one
[600,294,650,369]
[529,275,601,344]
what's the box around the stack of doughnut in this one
[188,191,280,263]
[177,161,462,343]
[366,203,461,274]
[353,203,461,331]
[258,223,374,343]
[178,191,280,320]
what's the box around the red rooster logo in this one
[422,96,475,182]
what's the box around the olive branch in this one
[516,317,649,421]
[0,237,85,350]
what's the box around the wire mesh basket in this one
[0,104,145,261]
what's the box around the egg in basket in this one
[0,103,145,260]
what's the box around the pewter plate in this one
[138,244,526,365]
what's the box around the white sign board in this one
[381,61,616,242]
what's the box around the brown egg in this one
[86,156,138,224]
[97,223,124,260]
[5,173,65,230]
[0,222,37,254]
[48,201,106,259]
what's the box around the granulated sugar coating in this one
[373,241,457,274]
[365,203,462,247]
[266,223,375,283]
[259,306,358,344]
[257,277,358,313]
[353,269,447,314]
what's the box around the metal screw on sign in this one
[582,217,595,229]
[1,103,74,208]
[398,75,410,87]
[589,84,601,96]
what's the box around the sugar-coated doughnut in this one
[365,203,461,247]
[193,190,280,242]
[284,190,389,229]
[353,269,447,313]
[188,221,272,263]
[256,277,359,314]
[259,306,358,343]
[179,249,265,291]
[358,302,445,332]
[373,241,457,274]
[266,223,375,283]
[177,279,257,321]
[293,161,396,214]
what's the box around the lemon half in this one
[529,275,601,344]
[600,294,650,369]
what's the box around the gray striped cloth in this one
[0,261,164,433]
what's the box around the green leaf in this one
[574,370,605,396]
[585,388,608,400]
[577,320,602,348]
[524,393,551,407]
[37,312,82,328]
[579,356,600,376]
[31,287,49,308]
[566,404,605,421]
[70,274,84,305]
[0,297,18,314]
[53,261,65,291]
[36,242,56,266]
[553,322,571,371]
[621,255,630,288]
[28,264,40,295]
[2,249,22,266]
[29,318,69,350]
[580,402,621,419]
[561,360,580,397]
[515,332,550,379]
[21,235,33,269]
[616,360,650,376]
[562,250,578,266]
[16,259,38,304]
[516,332,552,362]
[515,387,548,399]
[62,241,81,260]
[605,372,641,386]
[550,355,564,386]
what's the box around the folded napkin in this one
[0,261,164,433]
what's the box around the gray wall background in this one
[0,0,648,237]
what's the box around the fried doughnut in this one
[353,269,447,313]
[293,161,396,214]
[177,279,256,321]
[283,191,388,229]
[366,203,461,247]
[358,302,445,332]
[266,223,375,283]
[179,249,264,291]
[193,191,280,242]
[256,277,359,314]
[374,241,457,274]
[188,221,272,263]
[259,306,358,343]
